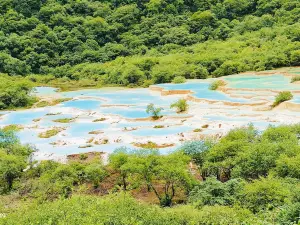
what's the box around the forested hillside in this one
[3,125,300,224]
[0,0,299,85]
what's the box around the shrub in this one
[291,76,300,83]
[0,194,257,224]
[272,91,293,107]
[38,128,63,138]
[193,128,202,132]
[79,153,88,160]
[189,177,244,208]
[172,76,186,84]
[93,118,106,122]
[146,103,163,120]
[240,177,292,213]
[170,99,189,113]
[209,80,226,90]
[53,118,75,123]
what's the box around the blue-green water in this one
[224,74,299,90]
[157,82,250,103]
[2,73,300,158]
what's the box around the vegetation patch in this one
[146,103,163,120]
[133,141,174,149]
[45,112,62,116]
[36,98,72,108]
[102,139,109,144]
[78,144,93,148]
[0,75,36,110]
[172,76,186,84]
[93,118,107,122]
[79,153,88,160]
[32,118,41,122]
[291,76,300,83]
[170,99,189,113]
[53,117,76,123]
[88,130,103,135]
[86,138,94,144]
[3,124,23,131]
[38,128,64,138]
[209,80,226,90]
[272,91,293,107]
[193,128,202,132]
[153,125,165,129]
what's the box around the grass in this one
[87,138,94,144]
[35,98,72,108]
[209,80,226,90]
[53,117,75,123]
[38,128,64,138]
[102,139,109,144]
[47,78,102,91]
[2,124,23,131]
[193,128,202,132]
[88,130,103,134]
[32,118,41,122]
[272,91,293,107]
[93,118,107,122]
[45,112,62,116]
[78,144,93,148]
[133,141,174,149]
[291,76,300,83]
[154,125,165,129]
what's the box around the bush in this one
[209,80,226,90]
[240,177,292,213]
[172,76,186,84]
[146,103,163,120]
[272,91,293,107]
[38,128,63,138]
[291,76,300,83]
[189,177,244,208]
[0,76,36,110]
[170,99,189,113]
[0,194,258,225]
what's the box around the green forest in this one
[1,0,300,224]
[0,0,299,86]
[2,125,300,224]
[0,0,299,109]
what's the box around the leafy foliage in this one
[170,98,189,113]
[273,91,293,107]
[0,0,298,86]
[146,103,163,119]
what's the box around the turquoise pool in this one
[224,74,300,90]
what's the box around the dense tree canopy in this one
[0,0,299,86]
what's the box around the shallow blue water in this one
[39,114,75,127]
[157,82,249,103]
[101,106,175,119]
[66,122,109,137]
[0,110,49,125]
[62,99,102,110]
[291,95,300,103]
[131,125,191,136]
[33,87,58,95]
[224,74,300,90]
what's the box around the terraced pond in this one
[1,68,300,161]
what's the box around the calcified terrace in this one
[0,67,300,161]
